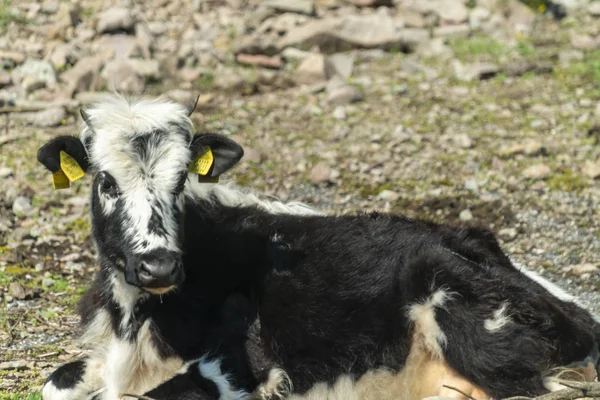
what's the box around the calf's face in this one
[37,96,243,294]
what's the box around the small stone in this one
[571,34,599,52]
[454,133,473,149]
[589,2,600,17]
[569,263,598,276]
[0,360,28,370]
[42,277,55,288]
[0,51,25,66]
[332,106,346,120]
[454,61,499,82]
[464,180,478,192]
[236,54,283,69]
[325,53,354,80]
[434,24,470,39]
[523,164,551,180]
[500,140,545,157]
[415,38,454,60]
[459,209,473,222]
[0,69,11,88]
[12,59,57,87]
[243,147,265,163]
[47,3,80,40]
[97,7,135,34]
[310,162,331,184]
[378,190,399,201]
[581,161,600,179]
[9,282,26,300]
[295,53,327,84]
[469,7,491,29]
[12,196,32,216]
[101,60,145,93]
[22,76,46,94]
[19,107,67,128]
[559,50,584,64]
[127,59,161,80]
[281,47,313,61]
[351,0,393,7]
[327,85,364,105]
[0,167,13,178]
[263,0,315,15]
[498,228,518,241]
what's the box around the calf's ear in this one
[37,136,89,189]
[189,133,244,179]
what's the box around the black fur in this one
[147,199,600,399]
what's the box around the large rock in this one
[12,59,57,87]
[60,55,106,96]
[263,0,315,15]
[19,107,67,127]
[94,34,143,59]
[280,13,412,53]
[97,7,135,34]
[589,2,600,17]
[47,3,80,40]
[405,0,468,24]
[101,60,145,93]
[0,70,11,88]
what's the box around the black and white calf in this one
[38,94,600,400]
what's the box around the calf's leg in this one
[42,356,104,400]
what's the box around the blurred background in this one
[0,0,599,396]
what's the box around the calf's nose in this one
[137,252,183,289]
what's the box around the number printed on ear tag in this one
[188,148,214,176]
[59,151,85,182]
[52,170,70,190]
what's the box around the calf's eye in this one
[99,172,119,197]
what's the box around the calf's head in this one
[37,95,243,295]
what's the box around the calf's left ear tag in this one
[59,150,85,182]
[52,170,70,189]
[188,147,214,176]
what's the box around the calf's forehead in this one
[81,96,194,176]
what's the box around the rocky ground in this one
[0,0,600,397]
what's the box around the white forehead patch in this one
[83,94,195,254]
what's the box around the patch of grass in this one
[0,0,26,32]
[516,40,537,58]
[547,169,588,192]
[561,50,600,84]
[64,217,90,234]
[0,392,42,400]
[450,35,508,61]
[50,278,69,293]
[193,73,215,92]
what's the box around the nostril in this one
[139,263,154,280]
[170,263,181,278]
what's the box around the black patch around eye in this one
[99,172,119,198]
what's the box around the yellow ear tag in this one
[188,147,214,176]
[52,170,70,190]
[59,150,85,182]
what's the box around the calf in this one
[37,94,600,400]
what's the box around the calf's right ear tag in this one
[188,147,214,176]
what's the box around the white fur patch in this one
[408,290,450,359]
[484,302,511,332]
[514,262,577,303]
[42,356,105,400]
[197,357,249,400]
[186,180,322,216]
[255,368,293,400]
[101,321,184,400]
